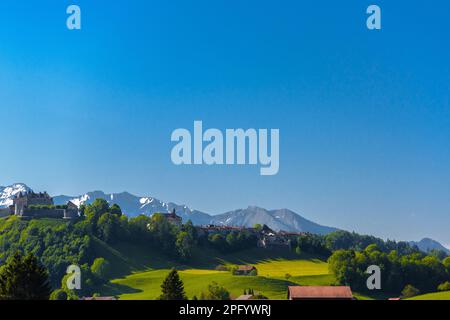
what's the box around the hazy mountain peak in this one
[410,238,450,255]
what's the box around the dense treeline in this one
[324,230,421,256]
[0,217,92,287]
[200,231,258,253]
[328,244,450,296]
[291,230,450,296]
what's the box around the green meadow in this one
[95,242,334,300]
[408,291,450,300]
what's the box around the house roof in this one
[288,286,353,299]
[237,265,256,271]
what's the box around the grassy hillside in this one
[95,246,333,300]
[105,270,295,300]
[408,291,450,300]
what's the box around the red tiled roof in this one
[288,286,353,299]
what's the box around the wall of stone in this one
[22,209,65,219]
[0,208,11,218]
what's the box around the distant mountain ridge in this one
[1,183,449,253]
[409,238,450,255]
[53,191,336,234]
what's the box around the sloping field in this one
[408,291,450,300]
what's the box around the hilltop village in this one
[0,190,306,250]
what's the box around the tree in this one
[91,258,111,282]
[0,252,51,300]
[443,256,450,272]
[176,231,194,260]
[401,284,420,298]
[109,204,123,216]
[97,213,120,243]
[149,213,177,254]
[201,282,230,300]
[327,249,358,286]
[209,234,228,252]
[437,281,450,292]
[50,289,68,300]
[253,224,263,231]
[159,269,187,300]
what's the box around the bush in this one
[90,258,111,282]
[50,289,68,300]
[249,269,258,276]
[401,285,420,298]
[200,282,230,300]
[437,282,450,292]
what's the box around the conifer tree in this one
[0,251,51,300]
[159,269,187,300]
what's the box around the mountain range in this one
[1,183,449,253]
[53,191,337,235]
[1,183,337,234]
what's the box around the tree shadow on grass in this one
[98,282,143,297]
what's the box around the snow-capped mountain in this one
[0,183,32,208]
[53,190,212,225]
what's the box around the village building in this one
[287,286,354,300]
[257,225,292,249]
[163,209,182,227]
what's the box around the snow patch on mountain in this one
[0,183,32,208]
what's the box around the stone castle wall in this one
[0,208,11,218]
[21,208,79,219]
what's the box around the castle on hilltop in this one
[7,191,79,220]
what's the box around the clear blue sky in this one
[1,1,449,245]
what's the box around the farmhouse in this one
[287,286,354,300]
[235,265,257,275]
